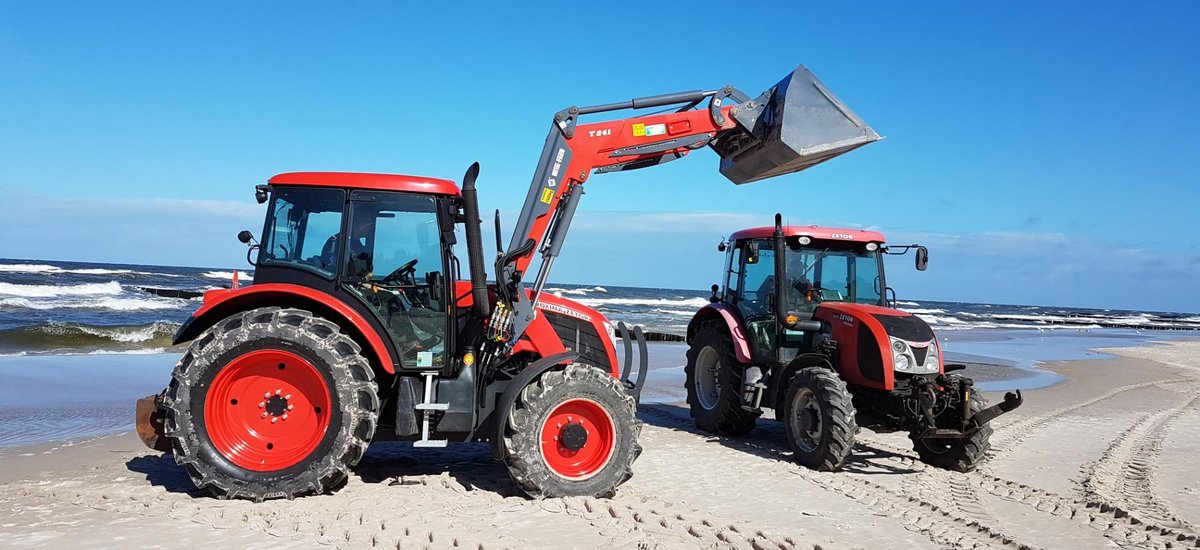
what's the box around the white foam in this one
[900,308,947,315]
[547,286,609,296]
[201,271,238,280]
[896,301,920,306]
[74,321,176,342]
[651,308,701,317]
[0,281,122,297]
[0,264,134,275]
[574,297,711,308]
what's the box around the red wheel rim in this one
[539,398,616,480]
[205,350,332,472]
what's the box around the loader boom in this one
[490,65,880,347]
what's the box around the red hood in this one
[817,302,910,318]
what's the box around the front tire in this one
[685,320,759,436]
[503,363,642,498]
[783,367,858,471]
[910,394,992,473]
[164,307,380,500]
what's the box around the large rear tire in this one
[910,394,992,473]
[685,320,759,436]
[503,363,642,498]
[782,367,858,471]
[164,307,379,500]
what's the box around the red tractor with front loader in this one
[136,66,882,500]
[686,215,1023,472]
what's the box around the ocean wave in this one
[0,321,180,354]
[573,297,711,308]
[896,301,920,306]
[202,271,243,280]
[0,295,184,311]
[650,308,701,317]
[547,286,609,296]
[0,263,139,276]
[900,308,947,315]
[0,281,123,297]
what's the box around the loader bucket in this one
[714,65,881,184]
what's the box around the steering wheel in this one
[380,259,419,284]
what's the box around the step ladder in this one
[413,371,448,448]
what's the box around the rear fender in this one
[687,304,753,363]
[174,283,396,374]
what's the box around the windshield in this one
[786,244,883,306]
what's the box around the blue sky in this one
[1,2,1197,312]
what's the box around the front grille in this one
[912,345,928,365]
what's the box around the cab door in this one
[342,190,452,370]
[730,238,777,361]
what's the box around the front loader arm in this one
[493,91,740,343]
[488,65,881,349]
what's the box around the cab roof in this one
[268,172,461,196]
[729,225,887,244]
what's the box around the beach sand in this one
[1,340,1198,549]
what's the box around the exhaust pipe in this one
[460,163,491,320]
[772,213,788,363]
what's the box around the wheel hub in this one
[559,422,588,451]
[264,394,289,417]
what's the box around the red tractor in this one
[136,66,882,500]
[686,215,1023,472]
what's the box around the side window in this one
[262,187,344,277]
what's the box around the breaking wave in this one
[547,286,608,296]
[573,297,711,309]
[0,281,122,298]
[0,321,180,355]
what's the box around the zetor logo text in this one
[835,313,854,325]
[830,233,855,240]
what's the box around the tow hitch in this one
[135,393,171,452]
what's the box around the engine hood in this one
[816,302,935,343]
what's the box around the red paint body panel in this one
[812,302,896,390]
[268,172,461,196]
[730,225,886,244]
[192,284,395,374]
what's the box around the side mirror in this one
[255,185,269,204]
[237,230,255,244]
[717,239,727,252]
[915,246,928,271]
[710,284,720,303]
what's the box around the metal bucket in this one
[713,65,881,184]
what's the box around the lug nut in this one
[287,404,294,411]
[282,414,289,420]
[271,417,277,424]
[275,389,282,395]
[284,394,291,400]
[261,412,267,418]
[264,392,271,399]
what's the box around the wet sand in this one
[1,340,1198,549]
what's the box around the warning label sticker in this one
[540,188,554,204]
[417,351,433,368]
[632,123,666,137]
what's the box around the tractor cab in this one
[722,225,888,361]
[252,173,463,370]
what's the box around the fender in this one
[687,304,754,363]
[488,351,579,460]
[174,283,396,374]
[770,353,835,417]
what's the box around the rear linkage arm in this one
[489,84,760,349]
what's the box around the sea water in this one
[1,258,1196,446]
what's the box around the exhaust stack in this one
[713,65,881,184]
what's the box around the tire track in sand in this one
[859,433,1200,549]
[639,405,1037,550]
[1081,393,1200,537]
[988,378,1191,458]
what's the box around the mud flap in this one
[970,390,1024,427]
[135,393,172,452]
[616,322,648,405]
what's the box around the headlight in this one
[925,341,940,371]
[894,353,911,371]
[892,340,907,353]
